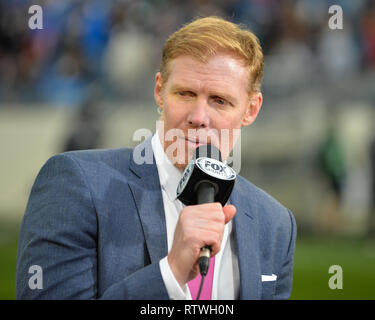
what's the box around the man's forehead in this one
[166,54,249,91]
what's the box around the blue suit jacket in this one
[16,138,297,299]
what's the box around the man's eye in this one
[178,91,193,97]
[213,97,226,105]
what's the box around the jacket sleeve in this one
[274,209,297,300]
[16,153,169,299]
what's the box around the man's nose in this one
[187,98,210,128]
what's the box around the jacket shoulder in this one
[37,148,136,191]
[44,147,132,173]
[235,175,295,230]
[235,175,288,212]
[60,147,133,165]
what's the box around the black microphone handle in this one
[196,181,216,276]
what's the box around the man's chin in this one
[173,162,188,172]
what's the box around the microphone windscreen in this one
[194,144,222,162]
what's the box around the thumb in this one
[223,204,237,224]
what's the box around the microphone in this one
[176,144,236,276]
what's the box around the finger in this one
[210,232,225,256]
[223,204,237,224]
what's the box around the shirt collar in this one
[151,131,182,202]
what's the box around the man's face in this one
[154,52,262,170]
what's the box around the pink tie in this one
[188,256,215,300]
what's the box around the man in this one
[16,16,296,300]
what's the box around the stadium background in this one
[1,0,375,299]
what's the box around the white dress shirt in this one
[152,132,240,300]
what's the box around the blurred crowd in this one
[0,0,374,105]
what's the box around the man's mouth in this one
[184,137,202,148]
[183,133,219,148]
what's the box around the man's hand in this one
[167,203,236,287]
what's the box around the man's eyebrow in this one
[170,83,195,92]
[170,83,238,104]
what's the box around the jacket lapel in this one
[128,138,168,264]
[230,179,262,300]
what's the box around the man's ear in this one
[241,92,262,127]
[154,72,164,109]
